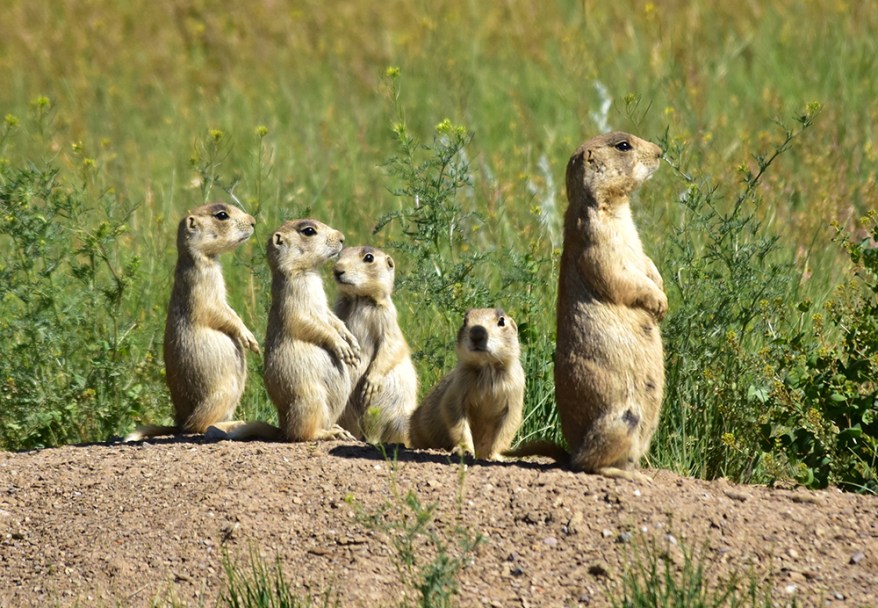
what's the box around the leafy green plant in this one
[755,213,878,492]
[221,550,337,608]
[0,146,158,449]
[653,107,820,482]
[612,533,776,608]
[375,70,490,325]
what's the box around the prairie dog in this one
[223,219,360,442]
[332,246,418,445]
[409,308,525,461]
[125,203,259,442]
[507,132,665,481]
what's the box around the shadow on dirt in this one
[328,442,557,471]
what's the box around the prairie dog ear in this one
[586,149,595,165]
[386,255,395,270]
[187,216,199,233]
[273,232,284,246]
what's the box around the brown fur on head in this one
[333,246,395,304]
[456,307,520,367]
[177,203,255,257]
[566,132,662,210]
[267,219,345,275]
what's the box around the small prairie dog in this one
[125,203,259,442]
[409,308,525,461]
[507,132,665,481]
[223,219,360,442]
[332,246,418,445]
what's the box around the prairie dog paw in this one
[451,443,475,459]
[637,289,668,321]
[334,339,361,366]
[361,374,383,403]
[239,327,261,354]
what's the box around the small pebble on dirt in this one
[849,551,865,565]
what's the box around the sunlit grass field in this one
[1,0,876,489]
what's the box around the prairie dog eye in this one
[214,211,230,220]
[300,226,317,236]
[363,253,374,263]
[498,317,506,327]
[614,141,633,152]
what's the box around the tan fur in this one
[333,246,418,445]
[222,219,360,442]
[506,132,665,482]
[409,308,524,461]
[125,203,259,442]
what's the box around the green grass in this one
[1,0,876,489]
[611,533,779,608]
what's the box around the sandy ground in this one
[0,437,876,607]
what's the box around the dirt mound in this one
[0,439,875,606]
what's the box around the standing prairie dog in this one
[222,219,361,442]
[125,203,260,442]
[409,308,525,461]
[506,132,665,481]
[333,246,418,445]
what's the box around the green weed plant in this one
[612,532,778,608]
[347,455,482,608]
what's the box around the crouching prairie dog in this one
[333,246,418,445]
[125,203,260,442]
[505,132,665,481]
[219,219,361,442]
[409,308,525,461]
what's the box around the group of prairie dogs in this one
[126,211,525,461]
[127,131,667,480]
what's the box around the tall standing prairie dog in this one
[222,219,361,442]
[506,132,666,481]
[409,308,525,461]
[125,203,260,442]
[333,246,418,445]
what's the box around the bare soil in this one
[0,437,876,607]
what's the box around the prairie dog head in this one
[178,203,256,256]
[267,219,345,275]
[566,132,662,207]
[456,308,521,366]
[333,246,395,301]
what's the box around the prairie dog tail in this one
[123,424,178,442]
[503,440,571,466]
[218,421,286,442]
